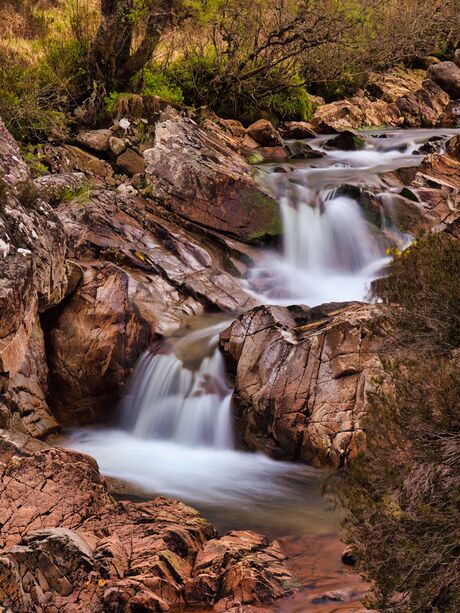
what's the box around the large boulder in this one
[428,61,460,99]
[380,135,460,235]
[220,303,387,467]
[143,113,281,242]
[0,447,293,612]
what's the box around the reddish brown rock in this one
[437,100,460,127]
[365,68,425,103]
[395,79,450,127]
[246,120,283,147]
[47,260,203,425]
[0,447,293,612]
[220,303,387,467]
[0,119,67,439]
[117,147,145,175]
[143,113,281,242]
[279,121,316,140]
[312,94,402,132]
[389,137,460,235]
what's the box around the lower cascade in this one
[121,322,234,450]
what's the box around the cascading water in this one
[120,322,234,450]
[68,127,460,519]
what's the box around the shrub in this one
[335,233,460,612]
[134,67,184,105]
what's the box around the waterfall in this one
[120,320,234,450]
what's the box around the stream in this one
[64,128,460,612]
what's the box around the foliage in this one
[135,67,184,105]
[335,233,460,612]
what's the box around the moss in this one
[243,188,282,240]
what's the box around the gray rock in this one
[428,61,460,99]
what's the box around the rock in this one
[186,531,293,609]
[108,135,127,156]
[279,121,317,140]
[366,67,425,103]
[143,113,281,242]
[0,447,293,611]
[312,95,402,132]
[57,189,257,313]
[285,141,324,160]
[217,118,246,139]
[428,61,460,99]
[252,146,289,163]
[75,128,112,152]
[396,79,450,127]
[47,261,203,425]
[437,100,460,127]
[246,120,283,147]
[34,171,87,206]
[0,118,67,438]
[220,303,387,467]
[48,188,259,425]
[116,147,145,175]
[43,143,115,187]
[324,130,366,151]
[455,49,460,68]
[417,135,446,155]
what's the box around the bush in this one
[335,233,460,612]
[134,67,184,105]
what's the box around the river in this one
[63,128,460,612]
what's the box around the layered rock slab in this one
[0,119,67,439]
[0,447,293,612]
[143,114,281,242]
[220,303,387,467]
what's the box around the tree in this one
[88,0,182,91]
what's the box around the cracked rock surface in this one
[0,447,293,612]
[220,302,388,467]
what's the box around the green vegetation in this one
[336,234,460,612]
[0,0,457,142]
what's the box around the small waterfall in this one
[120,321,234,450]
[280,188,380,274]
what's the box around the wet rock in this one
[285,141,324,160]
[428,61,460,99]
[416,135,446,155]
[57,189,257,313]
[324,130,366,151]
[75,128,112,152]
[395,79,450,127]
[220,303,387,467]
[246,120,283,147]
[116,147,145,175]
[312,95,402,132]
[47,261,203,425]
[143,113,281,242]
[0,447,293,611]
[279,121,317,140]
[252,146,289,163]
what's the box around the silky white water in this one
[67,128,460,524]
